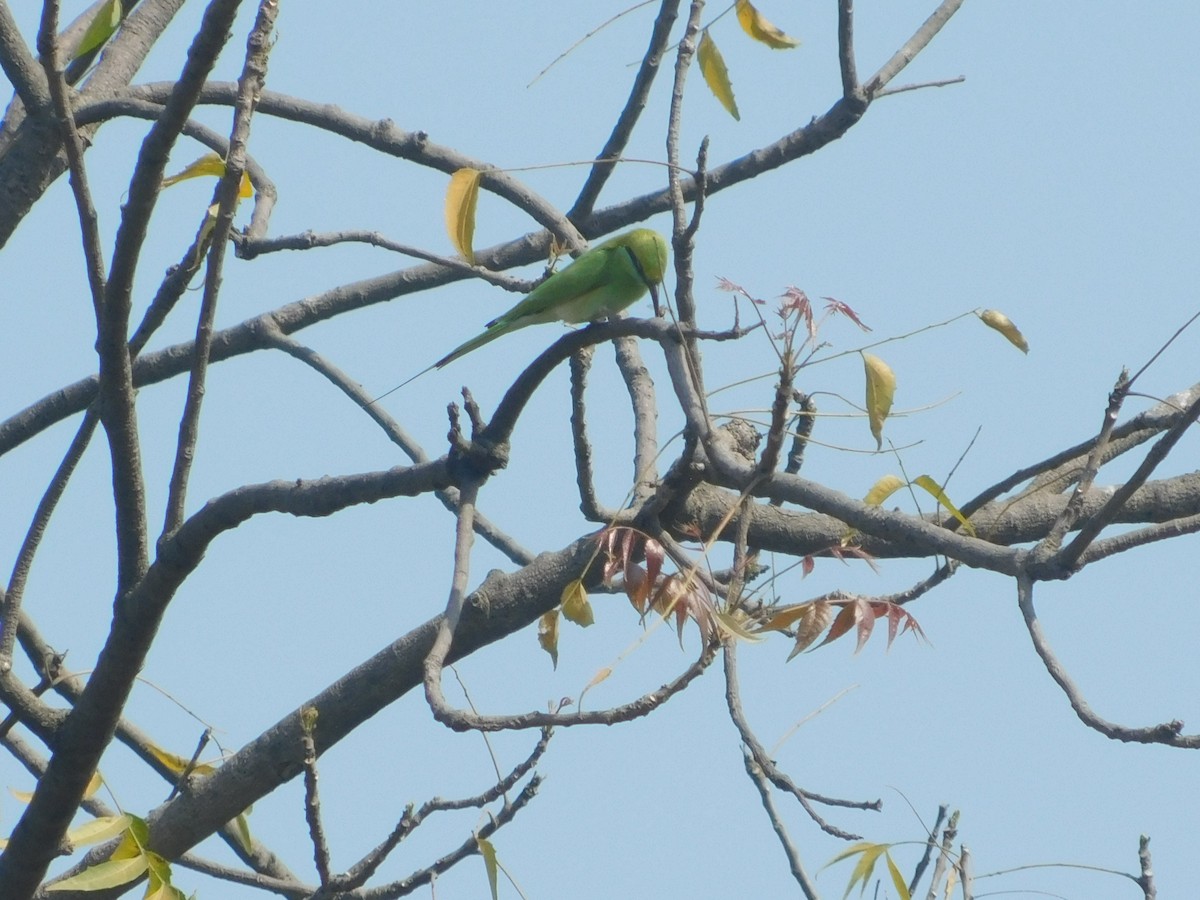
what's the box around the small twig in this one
[569,346,613,521]
[1054,386,1200,571]
[1138,835,1156,900]
[1016,574,1199,747]
[568,0,678,218]
[907,804,948,896]
[724,641,879,841]
[166,727,213,802]
[742,749,819,899]
[300,708,332,886]
[163,0,279,535]
[873,75,965,98]
[924,809,959,900]
[863,0,967,98]
[373,777,542,898]
[836,0,859,97]
[237,228,532,291]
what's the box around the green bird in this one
[377,228,668,401]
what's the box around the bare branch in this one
[1016,574,1200,748]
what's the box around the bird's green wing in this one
[487,244,617,328]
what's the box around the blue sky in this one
[1,2,1198,898]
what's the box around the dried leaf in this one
[538,609,560,669]
[862,352,895,450]
[978,308,1029,353]
[560,579,594,627]
[787,600,834,660]
[913,474,976,536]
[698,30,740,120]
[735,0,800,49]
[822,296,871,331]
[444,167,482,264]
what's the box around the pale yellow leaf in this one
[162,152,254,198]
[82,770,103,800]
[233,809,253,854]
[444,167,482,264]
[537,609,560,669]
[560,579,594,627]
[698,30,740,120]
[46,855,149,891]
[735,0,800,49]
[862,353,895,449]
[863,474,904,507]
[913,474,976,537]
[9,787,33,803]
[978,308,1029,353]
[146,742,216,778]
[66,815,132,849]
[72,0,122,60]
[476,836,500,900]
[715,609,765,642]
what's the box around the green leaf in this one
[233,809,254,854]
[72,0,122,61]
[46,855,149,891]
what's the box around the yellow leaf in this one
[538,609,560,669]
[862,353,895,450]
[885,851,912,900]
[82,770,103,800]
[584,666,613,692]
[45,855,149,891]
[560,579,594,627]
[66,814,132,849]
[146,742,216,778]
[735,0,800,49]
[978,308,1029,353]
[863,474,904,507]
[162,151,253,199]
[72,0,122,61]
[913,474,976,536]
[698,30,740,121]
[444,167,482,264]
[715,610,765,643]
[9,787,33,803]
[476,836,500,900]
[233,809,254,854]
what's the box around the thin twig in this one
[1016,574,1199,747]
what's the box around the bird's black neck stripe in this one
[623,244,654,291]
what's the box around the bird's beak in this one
[650,281,661,317]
